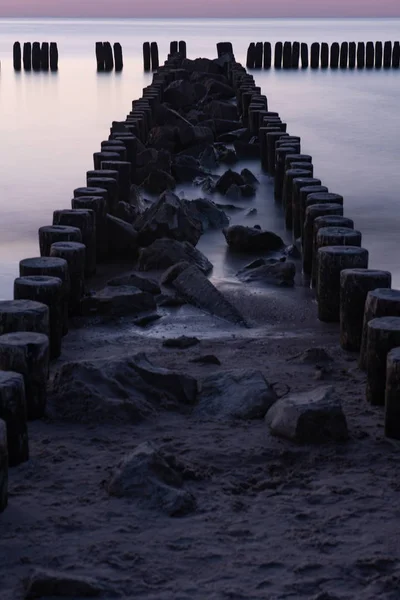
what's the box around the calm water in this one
[1,18,400,298]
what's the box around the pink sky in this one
[1,0,399,18]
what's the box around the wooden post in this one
[366,41,374,68]
[392,41,400,69]
[301,43,309,68]
[32,42,41,71]
[299,186,329,241]
[375,41,383,68]
[53,209,96,277]
[339,42,348,68]
[348,42,356,68]
[50,42,58,71]
[384,41,392,68]
[113,43,123,71]
[317,247,369,323]
[50,242,86,316]
[366,317,400,405]
[357,42,365,69]
[292,41,300,68]
[151,42,159,70]
[283,41,292,69]
[104,42,114,71]
[0,300,49,339]
[310,43,320,69]
[0,420,7,512]
[263,42,271,69]
[143,42,151,71]
[274,42,283,69]
[0,372,28,466]
[93,151,119,171]
[96,42,105,71]
[321,42,329,69]
[312,215,354,286]
[100,161,131,203]
[72,196,108,260]
[13,42,21,71]
[330,42,339,68]
[178,41,186,58]
[303,203,344,275]
[291,178,322,239]
[283,169,313,230]
[340,268,392,351]
[40,42,49,71]
[254,42,263,68]
[23,42,32,71]
[39,225,82,257]
[385,348,400,439]
[170,41,178,54]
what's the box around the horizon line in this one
[2,15,400,19]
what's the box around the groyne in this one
[15,41,58,71]
[1,42,399,514]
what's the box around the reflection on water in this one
[1,18,400,298]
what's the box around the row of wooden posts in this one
[95,42,123,72]
[246,41,400,69]
[143,41,187,71]
[13,42,58,71]
[236,64,400,442]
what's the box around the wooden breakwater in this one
[96,42,124,71]
[14,41,58,71]
[1,43,400,513]
[247,40,400,69]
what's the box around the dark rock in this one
[163,336,200,349]
[178,125,214,150]
[290,348,333,364]
[190,355,221,365]
[107,442,196,516]
[218,148,238,165]
[147,125,177,153]
[223,225,285,253]
[204,100,238,121]
[156,293,187,307]
[172,155,207,183]
[136,148,158,167]
[114,201,137,224]
[265,386,348,443]
[237,258,296,287]
[24,568,103,598]
[138,239,213,273]
[135,192,202,247]
[199,146,219,170]
[204,79,235,99]
[81,286,156,316]
[234,140,261,159]
[107,273,161,294]
[240,184,256,198]
[218,128,251,143]
[182,57,223,74]
[143,170,176,194]
[133,313,161,327]
[172,264,245,325]
[164,79,200,109]
[225,184,241,201]
[185,198,229,231]
[246,208,257,217]
[241,168,259,185]
[161,261,193,285]
[195,370,277,419]
[215,169,245,194]
[106,214,138,258]
[51,353,198,423]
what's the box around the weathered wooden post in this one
[86,177,118,213]
[274,146,297,200]
[312,215,354,286]
[392,42,400,68]
[340,268,392,351]
[266,132,289,175]
[283,169,312,229]
[0,372,28,466]
[263,42,271,69]
[96,42,105,71]
[0,332,49,420]
[283,41,292,69]
[93,151,119,171]
[143,42,151,71]
[23,42,32,71]
[314,227,362,289]
[113,43,123,71]
[104,42,114,71]
[291,178,322,239]
[101,160,131,203]
[19,257,70,336]
[366,317,400,405]
[170,41,178,54]
[359,289,400,370]
[253,42,262,68]
[302,203,344,274]
[100,144,127,161]
[292,41,300,68]
[53,209,96,277]
[0,420,7,512]
[385,348,400,439]
[357,42,365,68]
[72,196,108,260]
[39,225,82,257]
[178,41,186,58]
[50,242,86,316]
[317,247,369,322]
[13,42,21,71]
[384,41,392,68]
[274,42,283,69]
[301,43,309,68]
[246,43,255,68]
[320,42,328,68]
[40,42,49,71]
[299,186,329,240]
[339,42,348,68]
[50,42,58,71]
[366,41,374,68]
[329,42,339,68]
[32,42,41,71]
[348,41,356,68]
[151,42,159,70]
[375,41,383,68]
[310,43,320,69]
[14,276,63,360]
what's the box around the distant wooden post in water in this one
[357,42,365,69]
[170,41,178,54]
[310,42,320,69]
[292,41,300,68]
[263,42,271,69]
[50,43,58,71]
[301,43,309,68]
[254,42,263,68]
[320,42,329,68]
[114,43,123,71]
[151,42,159,71]
[384,41,392,68]
[143,42,151,71]
[340,42,348,68]
[282,41,292,69]
[330,42,339,68]
[40,42,49,71]
[348,42,356,68]
[246,43,255,68]
[393,42,400,68]
[32,42,41,71]
[96,42,105,71]
[366,42,374,68]
[178,41,187,58]
[13,42,21,71]
[375,41,383,68]
[103,42,114,71]
[274,42,283,69]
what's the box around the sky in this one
[0,0,399,18]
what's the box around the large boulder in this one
[107,442,196,516]
[237,258,296,287]
[182,57,222,74]
[147,125,177,153]
[50,353,198,423]
[195,370,277,420]
[143,169,176,194]
[204,79,235,99]
[107,273,161,294]
[178,125,214,151]
[172,155,208,183]
[172,264,245,325]
[223,225,285,253]
[199,146,219,171]
[204,100,238,121]
[135,192,202,247]
[81,286,156,316]
[234,140,261,159]
[106,214,138,258]
[24,569,103,598]
[265,386,349,443]
[164,80,204,110]
[215,169,245,194]
[138,238,213,273]
[185,198,229,231]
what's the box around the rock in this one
[133,313,161,327]
[223,225,285,253]
[237,258,296,287]
[199,146,219,170]
[107,273,161,294]
[107,442,196,516]
[182,57,223,75]
[215,169,245,194]
[204,100,238,121]
[161,261,193,285]
[136,148,158,167]
[172,264,245,325]
[0,419,7,513]
[234,140,261,159]
[51,353,198,423]
[81,286,156,316]
[204,78,235,98]
[164,79,199,109]
[240,184,256,198]
[135,192,202,247]
[185,198,229,231]
[106,214,138,258]
[246,208,257,217]
[172,155,207,183]
[204,119,242,135]
[285,244,302,259]
[114,201,137,224]
[24,569,102,598]
[198,176,216,194]
[225,184,241,201]
[290,348,333,364]
[163,336,200,349]
[156,293,187,307]
[147,125,177,153]
[190,355,221,365]
[265,385,348,443]
[143,170,176,194]
[218,128,251,143]
[138,239,212,273]
[195,370,277,419]
[218,148,238,165]
[241,168,259,185]
[178,125,214,150]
